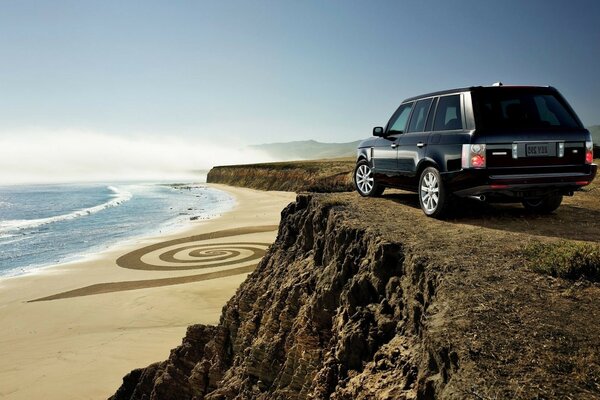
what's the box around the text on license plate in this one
[526,143,554,157]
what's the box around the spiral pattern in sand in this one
[122,241,269,271]
[31,225,279,302]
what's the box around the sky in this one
[0,0,599,183]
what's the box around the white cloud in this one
[0,129,274,184]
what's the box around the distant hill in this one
[249,139,361,161]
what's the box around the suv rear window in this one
[473,88,581,131]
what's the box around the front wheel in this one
[522,194,563,214]
[354,160,384,197]
[418,167,449,218]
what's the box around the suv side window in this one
[407,98,433,133]
[387,102,414,134]
[433,95,463,131]
[424,97,439,131]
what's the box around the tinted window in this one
[388,102,413,134]
[434,95,463,131]
[407,98,433,133]
[474,89,580,130]
[425,97,438,132]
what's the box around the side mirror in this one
[373,126,385,137]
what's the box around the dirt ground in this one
[378,178,600,243]
[204,158,600,398]
[332,170,599,398]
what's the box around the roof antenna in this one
[492,82,503,86]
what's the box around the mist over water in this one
[0,129,274,184]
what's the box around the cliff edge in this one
[206,159,354,192]
[111,190,600,399]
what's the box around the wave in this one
[0,234,30,246]
[0,186,132,234]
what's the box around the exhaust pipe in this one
[469,195,486,202]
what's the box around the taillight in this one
[586,141,594,164]
[462,144,487,168]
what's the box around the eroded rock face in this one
[111,192,600,399]
[111,194,447,399]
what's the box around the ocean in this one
[0,183,234,277]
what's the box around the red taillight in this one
[471,154,485,168]
[491,184,509,189]
[586,141,594,164]
[576,181,590,186]
[462,144,487,169]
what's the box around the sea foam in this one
[0,186,132,234]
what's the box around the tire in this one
[354,160,384,197]
[522,194,563,214]
[418,166,449,218]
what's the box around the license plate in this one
[525,143,554,157]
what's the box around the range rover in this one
[354,84,597,217]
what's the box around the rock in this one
[111,193,600,400]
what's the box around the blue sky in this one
[0,0,599,182]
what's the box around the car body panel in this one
[371,136,399,173]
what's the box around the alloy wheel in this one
[355,164,374,194]
[420,171,440,213]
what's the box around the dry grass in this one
[323,182,600,398]
[207,158,355,192]
[524,241,600,282]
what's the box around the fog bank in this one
[0,129,274,185]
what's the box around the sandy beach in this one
[0,184,295,400]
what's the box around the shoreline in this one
[0,184,296,400]
[0,182,236,279]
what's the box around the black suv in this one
[354,84,597,217]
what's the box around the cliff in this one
[206,159,354,192]
[112,191,600,399]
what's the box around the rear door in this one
[426,94,469,173]
[397,98,434,181]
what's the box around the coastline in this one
[0,182,235,279]
[0,184,296,400]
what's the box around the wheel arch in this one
[416,158,441,179]
[356,147,371,164]
[354,154,385,197]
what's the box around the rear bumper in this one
[445,164,597,198]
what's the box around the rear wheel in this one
[522,194,563,214]
[354,160,384,197]
[418,167,449,218]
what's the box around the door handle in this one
[391,143,398,149]
[417,142,426,148]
